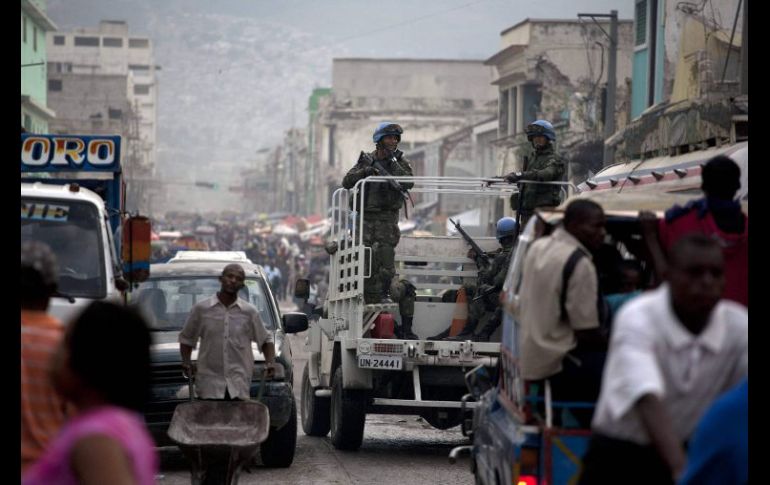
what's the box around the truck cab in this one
[20,134,148,322]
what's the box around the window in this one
[103,37,123,47]
[23,114,31,131]
[328,125,335,167]
[74,36,100,47]
[129,38,149,48]
[522,84,542,127]
[108,108,123,120]
[129,64,150,71]
[53,35,65,45]
[510,86,518,134]
[33,26,38,52]
[635,0,647,46]
[499,89,509,136]
[23,16,27,43]
[134,84,151,95]
[48,79,62,92]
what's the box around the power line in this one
[332,0,490,45]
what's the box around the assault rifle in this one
[449,218,490,266]
[361,151,410,201]
[472,284,501,302]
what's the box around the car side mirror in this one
[464,364,493,399]
[294,278,310,299]
[282,312,309,334]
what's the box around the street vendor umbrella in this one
[272,224,299,236]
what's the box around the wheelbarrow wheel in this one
[301,362,330,436]
[330,366,366,451]
[259,396,297,468]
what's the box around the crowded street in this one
[22,1,747,484]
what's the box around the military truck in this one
[298,176,519,450]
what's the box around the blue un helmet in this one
[496,217,518,240]
[373,122,404,144]
[525,120,556,142]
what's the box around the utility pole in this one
[741,0,748,95]
[578,10,618,166]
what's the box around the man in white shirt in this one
[179,264,277,400]
[578,233,748,485]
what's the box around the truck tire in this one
[260,396,297,467]
[301,362,330,436]
[330,366,366,450]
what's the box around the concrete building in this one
[46,20,159,214]
[310,58,498,216]
[21,0,57,133]
[485,18,634,181]
[305,88,332,215]
[406,117,501,233]
[605,0,747,162]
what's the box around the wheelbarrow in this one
[168,371,271,485]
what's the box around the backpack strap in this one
[560,248,587,323]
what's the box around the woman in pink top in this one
[23,302,158,485]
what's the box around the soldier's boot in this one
[427,327,450,341]
[399,316,419,340]
[380,275,394,304]
[473,319,501,342]
[443,318,479,341]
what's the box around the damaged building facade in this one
[485,18,634,183]
[308,58,498,216]
[606,0,747,162]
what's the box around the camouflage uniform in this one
[512,144,565,226]
[468,243,514,332]
[342,149,414,304]
[390,278,416,319]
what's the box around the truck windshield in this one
[132,277,277,332]
[21,197,107,299]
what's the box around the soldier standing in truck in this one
[503,120,566,228]
[342,122,417,339]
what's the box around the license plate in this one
[358,354,403,370]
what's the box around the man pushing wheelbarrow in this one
[172,263,277,484]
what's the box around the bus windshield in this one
[21,197,107,299]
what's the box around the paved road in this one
[156,303,475,485]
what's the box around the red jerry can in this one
[371,313,395,339]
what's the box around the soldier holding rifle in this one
[342,122,418,339]
[429,217,518,342]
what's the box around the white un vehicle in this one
[297,175,521,450]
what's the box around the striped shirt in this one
[592,285,748,445]
[21,310,69,471]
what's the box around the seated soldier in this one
[428,217,518,342]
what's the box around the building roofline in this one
[500,17,633,36]
[484,44,526,66]
[333,58,487,64]
[21,0,57,31]
[21,95,56,120]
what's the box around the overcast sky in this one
[49,0,633,60]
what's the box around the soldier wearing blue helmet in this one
[342,122,417,339]
[430,217,518,342]
[503,120,566,228]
